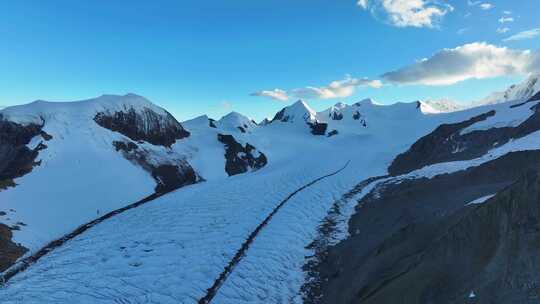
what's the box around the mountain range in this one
[1,75,540,303]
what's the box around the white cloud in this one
[357,0,368,9]
[250,89,289,101]
[457,28,469,35]
[479,3,493,10]
[251,76,382,101]
[291,76,382,100]
[497,27,510,34]
[503,28,540,42]
[499,16,514,23]
[358,0,453,28]
[467,0,481,5]
[383,42,539,85]
[503,10,512,15]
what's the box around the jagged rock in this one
[152,164,198,194]
[309,122,328,136]
[389,110,515,175]
[0,116,47,190]
[112,140,198,194]
[331,112,343,120]
[94,107,190,147]
[217,134,267,176]
[0,223,28,272]
[327,130,338,137]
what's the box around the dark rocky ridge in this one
[389,103,540,175]
[308,150,540,304]
[0,115,51,190]
[0,223,27,272]
[0,116,52,272]
[94,107,190,147]
[113,140,199,194]
[217,134,267,176]
[270,108,288,123]
[309,122,328,136]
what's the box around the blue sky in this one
[1,1,539,121]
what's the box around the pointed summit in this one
[218,111,257,133]
[271,99,317,124]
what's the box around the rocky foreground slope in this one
[306,81,540,304]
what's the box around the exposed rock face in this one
[308,150,540,304]
[0,223,28,272]
[0,116,50,190]
[271,108,289,122]
[113,140,198,194]
[217,134,267,176]
[327,130,338,137]
[309,122,328,136]
[390,105,540,175]
[151,164,198,194]
[331,112,343,120]
[94,107,190,147]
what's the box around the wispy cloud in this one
[251,76,381,101]
[291,76,382,100]
[498,16,514,23]
[497,27,510,34]
[382,42,539,86]
[468,1,493,10]
[504,28,540,42]
[250,89,289,102]
[357,0,453,28]
[457,28,469,35]
[479,3,493,10]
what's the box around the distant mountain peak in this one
[478,74,540,106]
[271,99,317,124]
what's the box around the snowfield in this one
[2,84,540,303]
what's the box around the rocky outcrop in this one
[309,122,328,136]
[113,140,198,194]
[217,134,267,176]
[308,150,540,304]
[95,107,190,147]
[0,116,50,190]
[327,130,338,137]
[389,105,540,175]
[0,223,27,272]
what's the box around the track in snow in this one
[0,192,165,285]
[197,161,351,304]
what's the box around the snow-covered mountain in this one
[478,73,540,105]
[4,80,540,303]
[271,99,317,124]
[0,94,267,270]
[216,111,257,133]
[419,98,464,113]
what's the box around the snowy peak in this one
[1,94,190,147]
[479,74,540,105]
[0,93,168,125]
[419,99,463,114]
[217,111,257,133]
[271,99,317,124]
